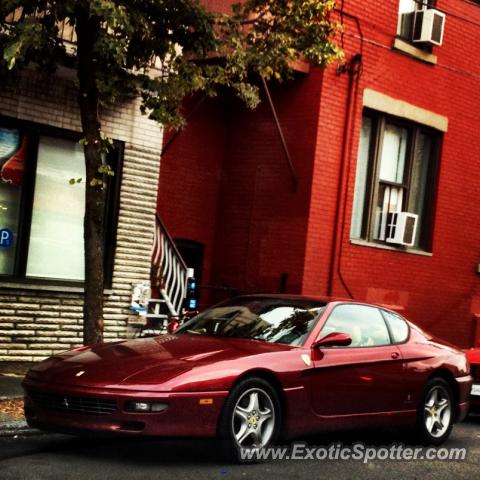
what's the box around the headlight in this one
[125,401,168,413]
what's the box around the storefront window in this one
[0,118,121,285]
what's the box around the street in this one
[1,417,479,480]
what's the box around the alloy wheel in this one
[423,385,452,439]
[232,387,275,449]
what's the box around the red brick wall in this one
[211,73,323,296]
[157,96,227,295]
[158,72,323,304]
[201,0,235,13]
[158,0,480,347]
[302,0,480,347]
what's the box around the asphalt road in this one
[1,417,480,480]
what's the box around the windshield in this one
[176,297,327,346]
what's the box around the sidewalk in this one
[0,372,38,437]
[0,374,24,399]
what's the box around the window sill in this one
[350,239,433,257]
[392,38,437,65]
[0,281,113,295]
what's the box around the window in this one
[397,0,435,41]
[0,118,121,285]
[382,310,410,343]
[351,111,440,251]
[320,304,391,347]
[26,137,86,280]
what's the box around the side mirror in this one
[312,332,352,349]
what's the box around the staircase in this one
[146,214,189,335]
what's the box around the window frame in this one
[0,115,123,288]
[355,109,441,252]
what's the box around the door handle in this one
[391,351,400,359]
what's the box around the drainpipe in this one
[326,53,362,298]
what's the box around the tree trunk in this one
[76,8,105,345]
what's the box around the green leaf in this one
[98,163,115,176]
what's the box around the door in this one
[310,304,405,416]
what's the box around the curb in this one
[0,427,42,437]
[0,412,45,437]
[0,395,40,437]
[0,419,43,437]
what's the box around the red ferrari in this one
[23,296,472,460]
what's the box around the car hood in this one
[26,334,292,390]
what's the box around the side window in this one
[382,310,409,343]
[320,304,391,347]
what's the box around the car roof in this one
[233,294,385,309]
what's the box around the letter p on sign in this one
[0,228,13,248]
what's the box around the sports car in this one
[23,295,472,460]
[466,347,480,411]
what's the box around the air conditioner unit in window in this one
[385,212,418,247]
[412,8,446,46]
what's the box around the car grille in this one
[471,364,480,382]
[28,390,117,416]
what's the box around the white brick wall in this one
[0,69,162,361]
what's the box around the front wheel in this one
[415,377,454,445]
[218,377,281,462]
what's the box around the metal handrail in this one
[151,214,188,316]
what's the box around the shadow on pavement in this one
[2,421,468,466]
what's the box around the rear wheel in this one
[415,377,454,445]
[218,377,281,462]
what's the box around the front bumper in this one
[23,379,228,437]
